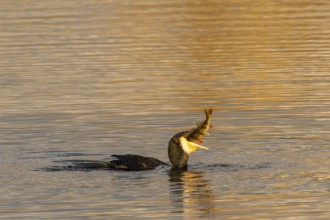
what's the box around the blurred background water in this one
[0,0,329,219]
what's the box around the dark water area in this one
[0,0,329,219]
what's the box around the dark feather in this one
[108,154,168,171]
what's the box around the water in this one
[0,0,329,219]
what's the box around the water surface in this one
[0,0,329,219]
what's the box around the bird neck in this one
[168,131,189,168]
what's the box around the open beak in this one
[179,136,208,155]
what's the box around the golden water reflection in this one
[168,169,215,218]
[0,0,329,219]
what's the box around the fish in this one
[177,108,213,155]
[187,108,213,144]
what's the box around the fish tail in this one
[204,108,213,118]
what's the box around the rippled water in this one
[0,0,329,219]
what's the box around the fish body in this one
[186,108,213,144]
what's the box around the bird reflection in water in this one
[168,168,215,218]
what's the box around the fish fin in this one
[204,108,213,117]
[210,124,213,129]
[180,136,208,155]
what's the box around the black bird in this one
[64,109,213,171]
[106,109,213,171]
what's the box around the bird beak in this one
[179,136,208,155]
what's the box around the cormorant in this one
[106,109,213,171]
